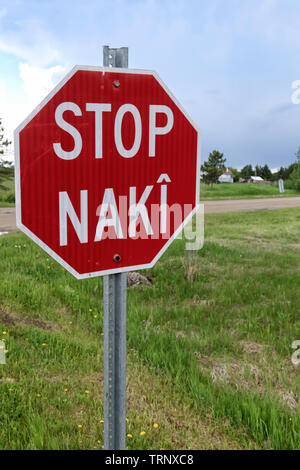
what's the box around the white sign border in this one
[14,65,201,280]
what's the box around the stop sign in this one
[15,66,200,279]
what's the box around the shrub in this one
[283,179,293,189]
[5,191,15,203]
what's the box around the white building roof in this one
[250,176,264,181]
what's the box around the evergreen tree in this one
[261,164,272,180]
[291,147,300,191]
[0,117,11,163]
[240,164,253,180]
[277,167,285,179]
[255,165,263,178]
[201,150,226,187]
[284,163,296,180]
[0,118,12,190]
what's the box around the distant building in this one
[248,176,271,184]
[249,176,264,183]
[218,168,234,183]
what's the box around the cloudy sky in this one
[1,0,300,169]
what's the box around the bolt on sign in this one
[15,66,200,278]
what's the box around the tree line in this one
[201,149,300,188]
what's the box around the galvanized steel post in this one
[103,45,128,450]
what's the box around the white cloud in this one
[0,62,66,161]
[19,62,66,109]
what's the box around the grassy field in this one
[0,208,299,449]
[201,182,299,200]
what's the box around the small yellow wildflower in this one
[2,331,7,335]
[94,314,98,319]
[64,388,68,392]
[127,434,133,438]
[100,419,104,423]
[97,440,101,444]
[42,343,47,347]
[153,423,159,429]
[126,417,129,422]
[47,266,50,269]
[84,390,90,394]
[5,350,8,354]
[89,308,93,312]
[69,321,72,325]
[36,393,41,397]
[140,431,146,436]
[77,424,82,429]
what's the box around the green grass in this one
[0,208,300,449]
[200,182,299,200]
[0,167,15,207]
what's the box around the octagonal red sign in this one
[14,66,200,279]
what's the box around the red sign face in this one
[15,66,200,278]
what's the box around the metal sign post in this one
[103,272,127,450]
[103,46,128,451]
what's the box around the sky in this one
[1,0,300,170]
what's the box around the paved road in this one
[0,208,16,233]
[1,197,300,233]
[203,196,300,213]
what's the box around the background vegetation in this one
[0,167,15,207]
[200,182,298,200]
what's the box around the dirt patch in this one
[45,372,104,385]
[174,328,204,342]
[240,340,264,355]
[0,310,15,326]
[0,308,57,331]
[209,360,264,391]
[186,295,215,307]
[195,352,266,391]
[279,391,299,411]
[180,256,201,282]
[196,353,299,411]
[174,330,186,339]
